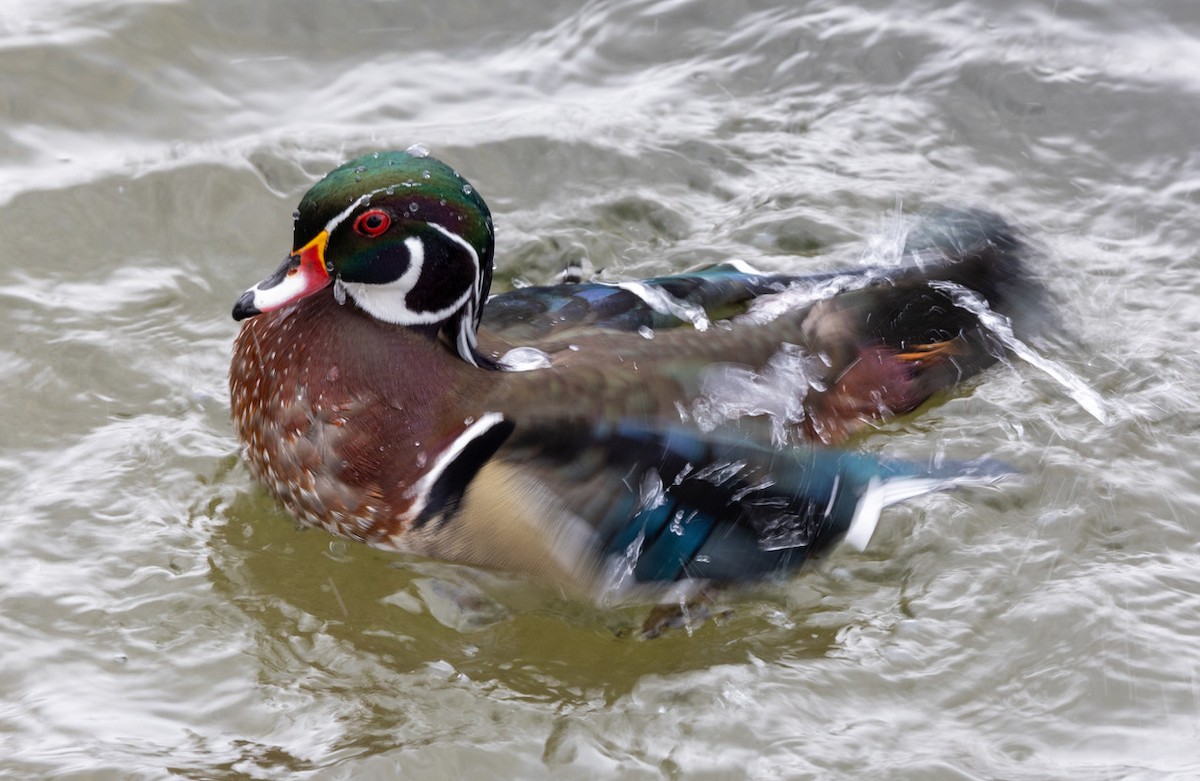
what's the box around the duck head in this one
[233,146,496,366]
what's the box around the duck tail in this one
[841,454,1013,550]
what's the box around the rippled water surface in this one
[3,1,1200,778]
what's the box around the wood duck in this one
[230,146,1036,603]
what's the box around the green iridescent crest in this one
[293,148,494,268]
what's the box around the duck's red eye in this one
[353,209,391,238]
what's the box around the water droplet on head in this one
[292,209,300,221]
[462,184,473,195]
[422,170,431,179]
[638,325,655,340]
[355,165,366,174]
[405,143,430,159]
[408,202,419,213]
[385,185,395,195]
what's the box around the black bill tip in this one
[232,289,261,321]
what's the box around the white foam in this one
[931,281,1110,423]
[691,342,820,446]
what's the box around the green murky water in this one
[3,1,1199,778]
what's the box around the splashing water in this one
[862,199,912,267]
[690,343,821,446]
[932,281,1111,423]
[740,269,898,327]
[614,281,711,331]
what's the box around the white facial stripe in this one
[323,188,390,235]
[427,222,481,280]
[401,412,507,523]
[249,267,322,310]
[340,226,483,333]
[402,290,473,324]
[426,222,484,363]
[341,236,425,323]
[324,193,485,363]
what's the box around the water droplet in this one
[385,185,395,195]
[422,170,431,179]
[405,143,430,159]
[415,451,428,468]
[638,325,655,340]
[439,199,447,206]
[462,184,473,195]
[568,344,580,351]
[355,165,366,173]
[333,278,347,305]
[354,175,362,182]
[408,202,419,213]
[292,209,300,221]
[499,346,553,371]
[464,416,475,426]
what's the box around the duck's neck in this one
[337,281,494,370]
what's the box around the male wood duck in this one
[230,146,1035,603]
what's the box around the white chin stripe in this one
[342,229,479,328]
[342,236,426,323]
[248,270,326,312]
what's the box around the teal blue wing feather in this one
[495,419,1009,587]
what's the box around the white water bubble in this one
[498,346,553,371]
